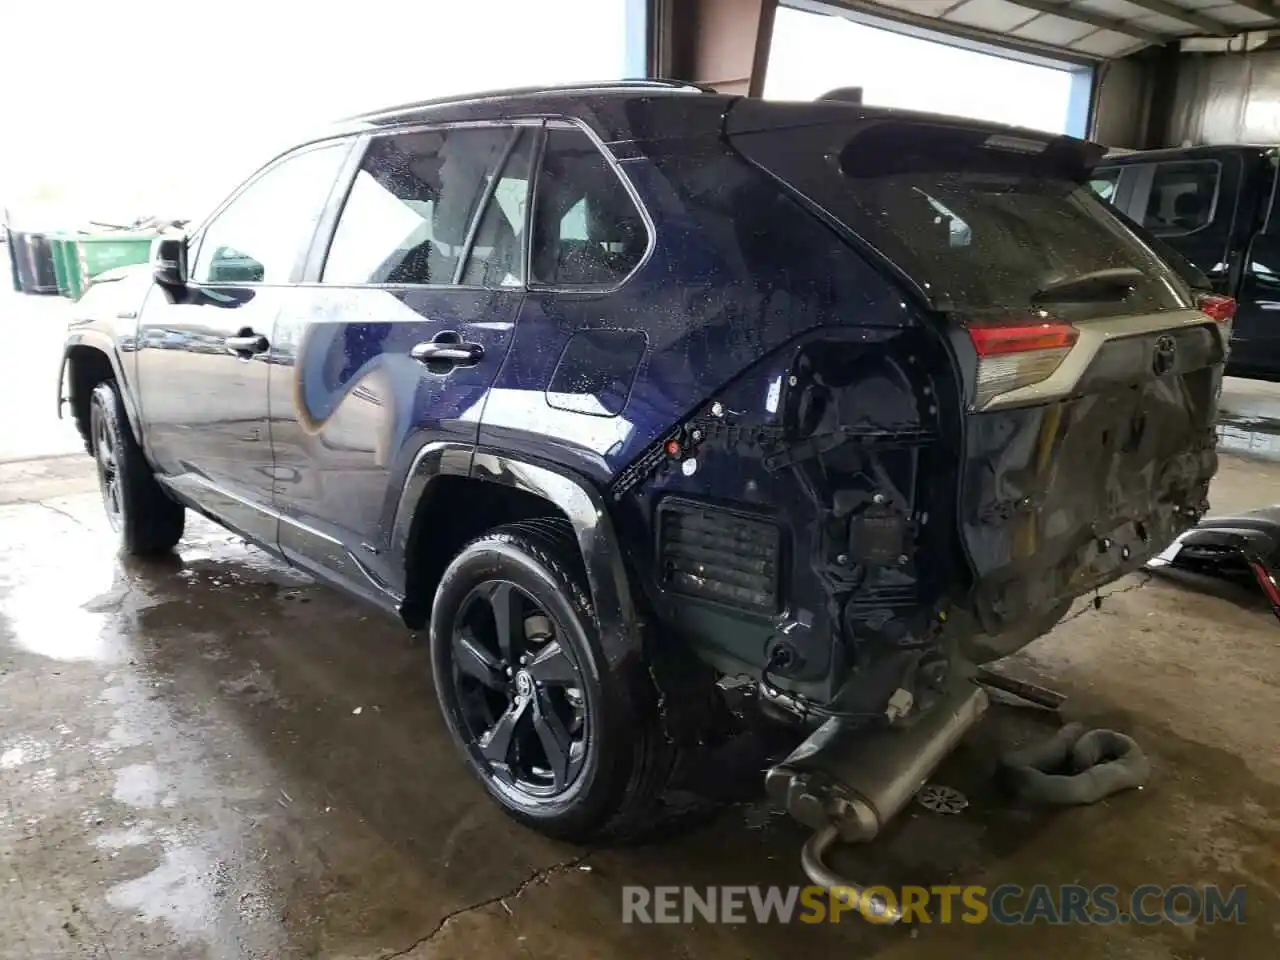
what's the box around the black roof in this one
[343,79,714,122]
[323,80,730,144]
[312,79,1094,154]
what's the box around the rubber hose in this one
[1000,722,1151,805]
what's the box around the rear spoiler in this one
[725,100,1105,182]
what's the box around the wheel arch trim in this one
[61,331,143,446]
[391,442,640,666]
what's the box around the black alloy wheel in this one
[93,407,123,530]
[430,519,676,841]
[449,579,589,801]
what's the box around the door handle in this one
[225,333,269,357]
[410,338,484,367]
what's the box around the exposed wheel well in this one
[64,346,115,453]
[401,475,572,630]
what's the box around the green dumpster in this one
[49,237,71,296]
[76,233,155,290]
[48,235,87,298]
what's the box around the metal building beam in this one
[654,0,779,95]
[1113,0,1232,35]
[1226,0,1280,17]
[1002,0,1166,44]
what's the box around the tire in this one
[89,381,185,555]
[429,518,675,842]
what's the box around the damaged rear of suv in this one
[631,99,1223,892]
[631,100,1223,717]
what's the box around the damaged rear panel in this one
[727,102,1225,648]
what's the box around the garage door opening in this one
[765,2,1092,137]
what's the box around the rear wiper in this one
[1031,267,1142,304]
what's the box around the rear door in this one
[269,122,536,599]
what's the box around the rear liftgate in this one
[722,107,1228,910]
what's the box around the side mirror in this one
[151,235,188,288]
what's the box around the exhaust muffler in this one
[764,682,989,922]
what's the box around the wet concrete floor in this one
[2,452,1280,959]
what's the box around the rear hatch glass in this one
[727,110,1193,320]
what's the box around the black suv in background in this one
[1091,144,1280,377]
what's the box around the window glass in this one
[531,128,647,286]
[191,142,347,285]
[799,172,1183,317]
[1142,160,1219,235]
[729,123,1192,318]
[323,127,512,285]
[1088,167,1119,204]
[865,179,1182,316]
[460,130,535,287]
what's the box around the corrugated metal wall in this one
[1167,50,1280,146]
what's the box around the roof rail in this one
[342,78,714,123]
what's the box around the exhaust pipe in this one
[765,682,990,922]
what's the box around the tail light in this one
[966,320,1078,409]
[1196,293,1235,325]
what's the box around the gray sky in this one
[2,0,628,225]
[2,0,1074,226]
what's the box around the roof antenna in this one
[818,86,863,104]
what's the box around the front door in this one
[135,140,351,543]
[269,123,536,598]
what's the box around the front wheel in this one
[89,381,185,555]
[429,519,675,841]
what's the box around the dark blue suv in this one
[59,81,1225,842]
